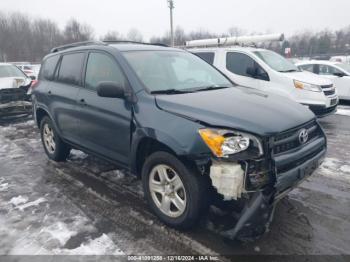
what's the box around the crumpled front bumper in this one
[0,101,32,117]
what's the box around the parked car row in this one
[191,47,338,117]
[31,41,327,240]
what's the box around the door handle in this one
[48,90,52,96]
[79,98,87,106]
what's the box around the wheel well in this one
[135,138,197,178]
[35,108,49,127]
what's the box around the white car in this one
[330,56,350,64]
[0,63,32,117]
[191,47,338,117]
[297,61,350,101]
[15,64,38,80]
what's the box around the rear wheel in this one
[142,151,208,229]
[40,116,70,161]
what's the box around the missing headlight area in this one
[209,161,245,200]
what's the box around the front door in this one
[76,51,132,165]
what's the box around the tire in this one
[142,151,209,229]
[40,116,70,162]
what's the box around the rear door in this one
[49,52,86,143]
[76,51,132,165]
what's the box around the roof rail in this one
[102,40,169,47]
[50,41,106,53]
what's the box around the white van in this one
[191,47,338,117]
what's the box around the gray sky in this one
[0,0,349,40]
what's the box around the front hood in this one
[0,77,29,90]
[155,87,315,136]
[282,71,333,86]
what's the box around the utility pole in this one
[167,0,175,47]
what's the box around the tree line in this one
[0,12,349,62]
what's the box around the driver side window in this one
[85,52,126,91]
[226,52,268,80]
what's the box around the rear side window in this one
[226,52,255,77]
[299,64,314,73]
[85,52,126,91]
[57,53,85,86]
[318,65,343,75]
[194,52,215,65]
[40,55,60,80]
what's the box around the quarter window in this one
[194,52,215,65]
[57,53,85,86]
[40,55,60,80]
[318,65,343,75]
[85,52,126,91]
[299,64,314,73]
[226,52,255,77]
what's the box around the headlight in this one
[294,80,322,92]
[198,128,263,158]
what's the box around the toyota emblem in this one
[299,129,309,144]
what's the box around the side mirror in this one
[246,67,270,81]
[246,67,257,77]
[333,72,345,77]
[97,82,125,98]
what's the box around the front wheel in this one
[142,151,208,229]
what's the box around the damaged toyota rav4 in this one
[32,41,327,239]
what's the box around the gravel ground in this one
[0,105,349,260]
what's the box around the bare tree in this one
[63,19,94,43]
[227,26,245,37]
[127,28,143,42]
[102,31,124,41]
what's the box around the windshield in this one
[123,51,233,93]
[0,65,27,78]
[337,63,350,74]
[254,50,300,72]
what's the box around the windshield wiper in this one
[150,89,193,95]
[278,69,299,73]
[188,85,231,92]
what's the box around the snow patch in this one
[336,108,350,117]
[321,157,340,170]
[319,157,350,182]
[10,195,28,206]
[41,222,77,246]
[16,197,46,211]
[69,149,88,160]
[101,170,125,181]
[340,165,350,174]
[0,181,9,192]
[53,234,124,255]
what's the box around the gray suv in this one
[32,41,326,239]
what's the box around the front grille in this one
[0,88,27,103]
[324,89,335,96]
[273,121,321,155]
[321,84,333,89]
[321,84,335,97]
[276,146,324,174]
